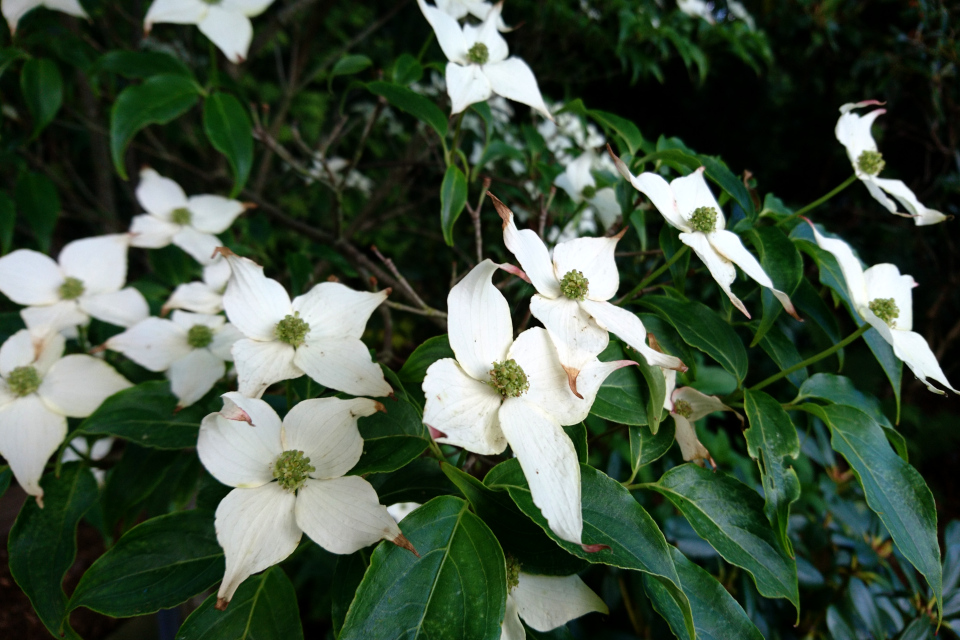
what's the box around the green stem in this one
[617,246,689,306]
[749,323,869,392]
[778,174,857,226]
[427,437,446,461]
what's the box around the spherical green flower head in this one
[581,185,597,199]
[689,206,718,233]
[672,398,693,418]
[7,366,41,397]
[276,312,310,347]
[467,42,489,65]
[273,450,315,493]
[171,207,193,225]
[505,555,520,591]
[188,324,214,349]
[869,297,899,327]
[59,277,85,301]
[857,150,885,176]
[560,270,589,301]
[489,359,529,398]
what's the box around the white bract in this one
[554,151,621,230]
[501,564,607,640]
[2,0,87,33]
[836,101,947,226]
[661,369,736,467]
[218,249,392,399]
[612,155,801,321]
[677,0,715,24]
[106,311,243,408]
[0,329,130,504]
[197,393,412,608]
[806,222,957,395]
[130,168,246,265]
[61,436,114,486]
[417,0,551,118]
[0,234,149,336]
[144,0,275,64]
[162,259,232,315]
[434,0,508,30]
[422,260,630,546]
[491,195,684,395]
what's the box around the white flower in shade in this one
[501,560,607,640]
[130,168,247,265]
[434,0,508,30]
[417,0,551,118]
[162,259,231,315]
[555,152,622,230]
[677,0,715,24]
[144,0,275,64]
[2,0,87,34]
[106,311,243,408]
[661,369,737,467]
[806,222,957,395]
[835,101,947,226]
[217,249,392,399]
[490,195,684,396]
[61,437,114,485]
[727,0,755,29]
[0,234,149,336]
[422,260,631,546]
[0,329,130,505]
[197,392,415,609]
[611,153,801,321]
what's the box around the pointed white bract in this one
[554,151,622,230]
[144,0,275,63]
[2,0,87,34]
[163,259,231,315]
[217,250,392,398]
[422,260,630,546]
[106,311,242,407]
[417,0,550,118]
[197,393,410,608]
[501,570,607,639]
[806,222,957,394]
[434,0,508,30]
[0,234,149,335]
[835,102,947,226]
[676,0,715,23]
[0,329,130,504]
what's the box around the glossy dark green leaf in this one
[21,58,62,138]
[745,226,803,346]
[660,225,690,290]
[440,164,468,246]
[592,342,647,425]
[639,312,697,379]
[392,53,423,85]
[351,395,428,475]
[698,154,756,221]
[757,323,807,387]
[340,496,506,640]
[397,334,453,389]
[101,445,181,529]
[0,192,15,254]
[96,51,192,79]
[861,324,903,420]
[367,458,456,506]
[635,351,667,434]
[0,47,27,79]
[792,277,843,349]
[793,373,892,428]
[16,172,60,252]
[331,54,372,77]
[589,109,643,155]
[367,80,448,139]
[563,422,588,464]
[175,566,304,640]
[475,140,525,171]
[331,553,368,637]
[8,463,98,640]
[203,92,253,196]
[630,420,676,471]
[0,465,10,499]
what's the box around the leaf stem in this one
[617,246,689,305]
[748,323,869,392]
[777,174,857,226]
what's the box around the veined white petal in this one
[872,177,948,226]
[168,349,225,408]
[79,288,150,328]
[672,414,710,464]
[220,0,275,17]
[708,230,800,320]
[59,234,130,295]
[528,295,608,377]
[671,168,725,230]
[483,58,552,120]
[678,231,748,318]
[221,253,292,341]
[512,573,608,631]
[499,398,582,544]
[446,259,514,381]
[220,391,283,429]
[490,196,562,298]
[172,227,221,265]
[835,108,883,173]
[804,222,869,311]
[282,397,380,479]
[198,7,253,63]
[129,214,179,248]
[295,476,402,554]
[612,162,689,231]
[553,235,622,302]
[416,0,469,63]
[500,595,526,640]
[579,300,684,370]
[446,62,493,115]
[889,330,958,395]
[187,195,245,234]
[135,167,189,215]
[38,355,131,418]
[163,282,223,315]
[589,188,621,230]
[232,338,301,398]
[0,396,67,501]
[463,2,508,63]
[106,317,190,371]
[209,323,244,361]
[672,386,732,422]
[0,249,64,306]
[292,283,387,342]
[863,263,914,331]
[214,485,301,607]
[21,301,88,335]
[294,337,392,398]
[506,327,589,423]
[422,358,506,455]
[197,407,280,488]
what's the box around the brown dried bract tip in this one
[326,274,340,283]
[486,192,512,230]
[88,344,107,355]
[612,226,628,241]
[215,597,229,611]
[707,456,718,472]
[241,202,258,210]
[212,246,236,259]
[373,402,387,413]
[382,287,392,297]
[581,543,610,553]
[562,365,583,400]
[393,533,419,557]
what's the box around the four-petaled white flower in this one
[490,195,684,396]
[198,392,414,609]
[835,101,947,226]
[0,234,149,336]
[217,249,392,399]
[106,311,243,408]
[0,329,130,504]
[417,0,551,118]
[434,0,508,30]
[423,260,630,546]
[162,258,232,315]
[144,0,275,64]
[554,151,621,231]
[611,154,801,321]
[501,563,608,640]
[130,168,247,266]
[662,368,736,467]
[2,0,87,34]
[806,221,957,395]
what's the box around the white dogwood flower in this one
[835,101,947,226]
[417,0,551,118]
[2,0,87,34]
[0,234,149,335]
[198,393,414,608]
[144,0,276,64]
[434,0,508,30]
[490,195,684,396]
[555,151,621,230]
[0,329,130,504]
[162,259,232,315]
[806,222,957,394]
[677,0,715,24]
[217,249,392,399]
[423,260,630,546]
[662,369,736,467]
[106,311,242,408]
[612,154,801,321]
[130,168,246,265]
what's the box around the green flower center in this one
[868,297,899,327]
[857,150,885,176]
[689,206,718,233]
[673,399,693,418]
[489,359,529,398]
[59,277,85,301]
[200,0,223,6]
[273,450,315,493]
[505,555,520,592]
[275,313,310,347]
[171,207,193,225]
[581,185,597,199]
[187,324,214,349]
[7,366,41,397]
[466,42,489,65]
[560,269,589,301]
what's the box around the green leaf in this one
[743,390,801,557]
[630,421,676,472]
[203,92,253,196]
[0,465,10,499]
[641,296,748,384]
[96,51,192,79]
[745,226,802,346]
[340,496,506,640]
[16,172,60,252]
[660,225,691,290]
[331,553,368,637]
[397,334,453,391]
[76,380,205,449]
[474,140,525,171]
[440,164,468,246]
[8,463,98,640]
[0,47,27,80]
[635,351,667,435]
[111,73,201,179]
[861,325,903,420]
[367,80,448,139]
[331,54,372,77]
[793,373,892,428]
[757,323,807,387]
[792,278,843,354]
[69,510,223,617]
[176,566,304,640]
[20,58,62,138]
[392,53,423,85]
[647,464,800,612]
[101,445,182,529]
[698,154,756,221]
[592,342,647,425]
[589,109,643,155]
[366,458,457,506]
[351,395,428,475]
[0,192,15,255]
